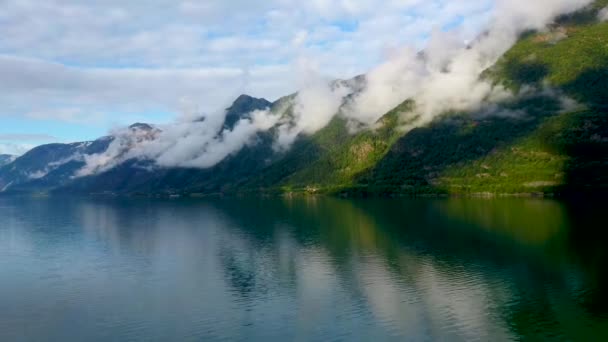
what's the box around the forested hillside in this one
[245,2,608,196]
[1,1,607,197]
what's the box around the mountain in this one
[42,95,282,195]
[0,138,112,193]
[0,155,16,168]
[0,91,287,195]
[223,95,272,130]
[1,2,607,197]
[242,2,608,197]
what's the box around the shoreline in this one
[1,188,605,200]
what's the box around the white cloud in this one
[273,58,354,150]
[77,108,281,175]
[0,0,597,173]
[599,7,608,21]
[0,143,37,156]
[0,0,500,128]
[0,134,59,155]
[0,55,293,125]
[343,0,594,129]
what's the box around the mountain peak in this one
[129,123,154,131]
[224,95,273,130]
[229,94,271,109]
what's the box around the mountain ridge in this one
[1,2,607,197]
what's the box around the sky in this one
[0,0,502,155]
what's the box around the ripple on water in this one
[1,197,608,341]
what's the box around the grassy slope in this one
[436,8,608,195]
[281,101,409,192]
[242,101,410,194]
[248,2,608,196]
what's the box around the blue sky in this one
[0,0,495,155]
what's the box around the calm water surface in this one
[1,196,607,341]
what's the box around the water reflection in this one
[0,196,607,340]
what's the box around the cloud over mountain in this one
[72,0,596,175]
[0,0,494,128]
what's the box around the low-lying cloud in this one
[77,108,283,176]
[77,0,595,177]
[343,0,594,129]
[599,6,608,21]
[0,134,59,156]
[0,143,37,156]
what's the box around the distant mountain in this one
[1,2,607,197]
[0,94,279,195]
[0,138,112,193]
[60,95,285,195]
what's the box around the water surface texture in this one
[1,197,607,341]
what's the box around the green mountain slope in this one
[432,6,608,196]
[240,101,409,193]
[245,3,608,197]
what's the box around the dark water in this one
[1,197,608,341]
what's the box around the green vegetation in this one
[434,7,608,196]
[437,108,608,195]
[247,2,608,197]
[281,101,410,190]
[6,3,606,198]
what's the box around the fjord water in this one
[1,197,607,341]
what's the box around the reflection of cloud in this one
[356,257,428,338]
[354,248,515,340]
[1,196,601,340]
[293,247,342,336]
[412,262,513,341]
[0,200,36,254]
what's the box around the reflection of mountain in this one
[199,197,608,340]
[228,199,605,338]
[3,197,607,339]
